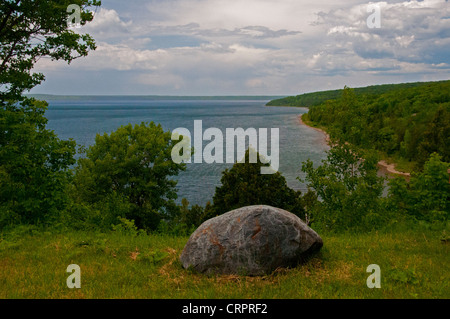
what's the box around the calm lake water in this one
[45,97,329,206]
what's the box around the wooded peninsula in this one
[267,80,450,173]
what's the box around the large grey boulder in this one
[180,205,323,275]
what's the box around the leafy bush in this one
[62,191,133,231]
[207,149,306,220]
[387,153,450,222]
[300,142,386,232]
[112,217,146,236]
[0,98,76,229]
[72,122,186,231]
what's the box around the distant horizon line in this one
[24,94,290,101]
[26,93,288,97]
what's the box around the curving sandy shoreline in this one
[297,114,330,145]
[297,114,411,178]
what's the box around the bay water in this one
[45,97,329,206]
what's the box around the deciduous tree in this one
[1,0,100,100]
[73,122,187,231]
[0,0,100,228]
[207,149,305,220]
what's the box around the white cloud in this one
[78,42,166,71]
[81,8,133,39]
[31,0,450,95]
[396,35,415,48]
[319,0,450,62]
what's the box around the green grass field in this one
[0,225,448,299]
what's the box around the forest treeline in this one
[301,81,450,170]
[266,80,447,108]
[268,80,450,171]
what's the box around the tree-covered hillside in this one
[302,80,450,170]
[266,81,448,107]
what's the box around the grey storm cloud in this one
[31,1,450,95]
[318,0,450,66]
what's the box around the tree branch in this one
[0,38,19,73]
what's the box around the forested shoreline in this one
[269,80,450,173]
[266,80,448,107]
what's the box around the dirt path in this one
[377,160,411,178]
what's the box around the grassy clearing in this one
[0,225,448,299]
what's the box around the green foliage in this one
[300,142,386,232]
[0,98,76,228]
[303,81,450,170]
[61,191,132,231]
[156,199,217,236]
[111,217,146,236]
[416,106,450,168]
[137,249,169,266]
[179,198,206,228]
[72,122,186,231]
[208,149,306,220]
[389,268,420,285]
[0,0,100,229]
[387,153,450,222]
[266,81,438,107]
[290,81,449,233]
[0,0,101,100]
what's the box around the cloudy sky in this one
[31,0,450,96]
